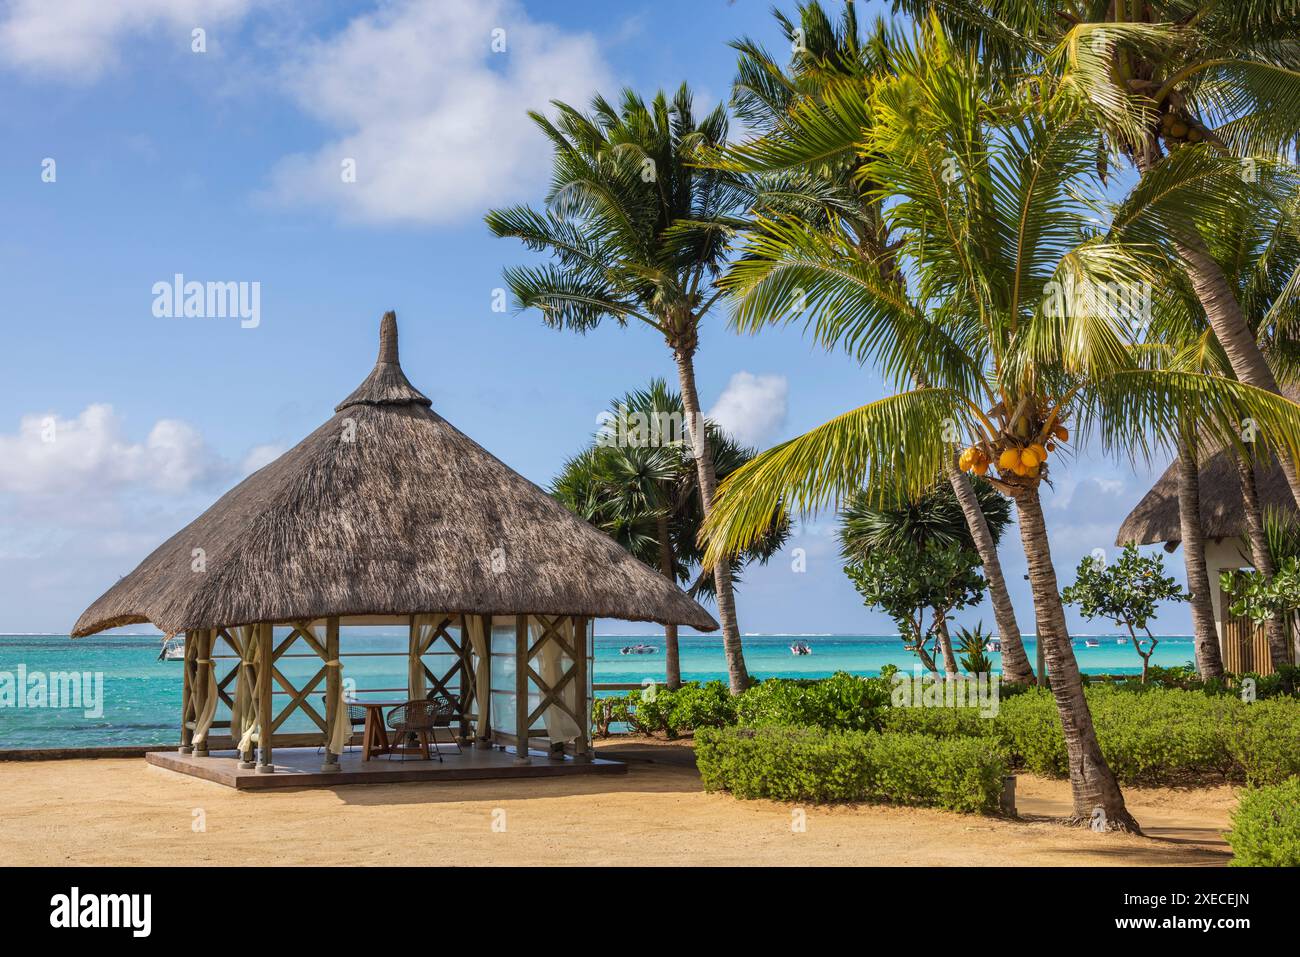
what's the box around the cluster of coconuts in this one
[1159,111,1204,146]
[958,424,1069,479]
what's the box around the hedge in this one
[1226,777,1300,867]
[695,725,1007,813]
[880,685,1300,786]
[594,672,890,738]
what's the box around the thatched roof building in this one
[72,312,719,782]
[74,312,718,637]
[1115,451,1294,547]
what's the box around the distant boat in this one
[1083,638,1100,648]
[620,643,658,656]
[790,641,812,656]
[158,637,184,661]
[1117,638,1127,645]
[985,638,1002,653]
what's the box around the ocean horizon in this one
[0,632,1197,749]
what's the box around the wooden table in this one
[353,700,408,762]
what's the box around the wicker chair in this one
[385,697,461,762]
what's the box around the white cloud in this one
[264,0,610,224]
[241,442,285,474]
[0,0,255,80]
[0,404,226,496]
[708,372,789,448]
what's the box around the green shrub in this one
[941,685,1300,785]
[1090,686,1237,784]
[990,689,1070,776]
[594,680,738,738]
[1226,778,1300,867]
[695,725,1006,813]
[881,704,994,740]
[735,671,891,732]
[1223,699,1300,785]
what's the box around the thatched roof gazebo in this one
[73,312,717,784]
[1116,443,1297,675]
[1115,453,1293,549]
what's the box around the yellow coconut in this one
[998,448,1021,471]
[1012,462,1029,477]
[1030,442,1048,461]
[973,461,989,476]
[1020,447,1041,469]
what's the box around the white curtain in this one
[325,657,351,755]
[465,615,490,737]
[190,632,219,746]
[531,616,581,741]
[231,625,261,754]
[409,615,442,701]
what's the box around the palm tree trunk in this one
[936,617,959,679]
[1233,455,1293,670]
[656,513,682,690]
[1176,435,1225,679]
[673,348,749,694]
[944,455,1034,683]
[1012,483,1139,831]
[1134,151,1300,508]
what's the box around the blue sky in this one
[0,0,1180,637]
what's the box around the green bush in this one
[1226,778,1300,867]
[880,704,994,740]
[593,680,737,738]
[695,725,1006,813]
[965,685,1300,785]
[735,671,891,732]
[1223,699,1300,785]
[991,689,1070,777]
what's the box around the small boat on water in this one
[985,637,1002,653]
[620,643,658,656]
[158,637,184,661]
[790,641,812,656]
[1083,638,1100,648]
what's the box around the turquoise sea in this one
[0,632,1195,749]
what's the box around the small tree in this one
[1063,544,1188,683]
[955,622,994,675]
[844,541,986,675]
[839,480,1008,678]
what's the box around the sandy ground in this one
[0,739,1238,866]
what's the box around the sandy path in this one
[0,742,1236,866]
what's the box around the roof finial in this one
[334,310,431,412]
[378,310,399,364]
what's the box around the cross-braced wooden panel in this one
[525,614,582,731]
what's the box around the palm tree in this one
[1138,183,1300,675]
[486,86,758,693]
[724,0,1037,683]
[700,21,1300,829]
[893,0,1300,504]
[552,381,789,688]
[839,477,1012,677]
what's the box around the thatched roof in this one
[1116,451,1295,547]
[73,313,719,636]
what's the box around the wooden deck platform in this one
[146,745,625,790]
